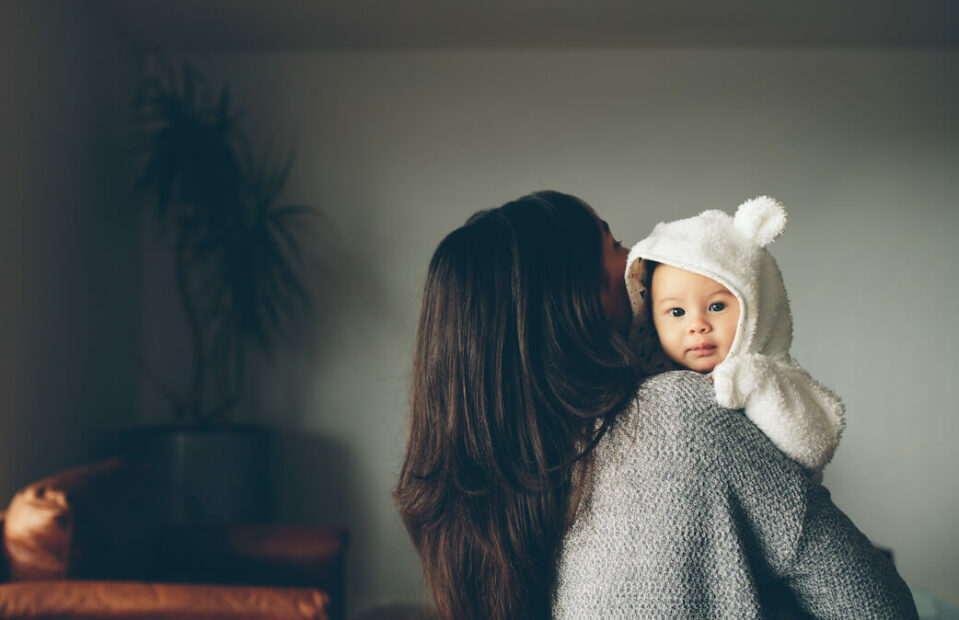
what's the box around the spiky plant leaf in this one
[133,59,318,424]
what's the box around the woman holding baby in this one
[394,190,916,619]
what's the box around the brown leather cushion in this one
[152,525,347,587]
[2,459,159,581]
[150,525,348,620]
[0,581,329,619]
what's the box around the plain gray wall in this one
[137,49,959,613]
[0,2,139,502]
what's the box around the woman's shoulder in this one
[558,371,813,618]
[613,370,806,478]
[635,369,717,416]
[599,369,813,551]
[620,370,739,444]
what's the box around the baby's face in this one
[649,264,740,373]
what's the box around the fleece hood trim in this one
[626,196,791,361]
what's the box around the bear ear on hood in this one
[734,196,786,247]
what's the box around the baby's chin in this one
[679,359,721,374]
[664,350,724,374]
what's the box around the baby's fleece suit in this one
[626,197,845,474]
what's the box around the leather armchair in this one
[0,459,347,620]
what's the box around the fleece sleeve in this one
[713,353,845,472]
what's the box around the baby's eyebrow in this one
[655,296,683,305]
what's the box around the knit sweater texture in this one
[552,371,917,619]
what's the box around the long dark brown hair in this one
[395,191,643,619]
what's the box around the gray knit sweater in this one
[552,371,917,619]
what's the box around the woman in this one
[395,191,916,619]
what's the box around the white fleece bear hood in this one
[626,197,845,472]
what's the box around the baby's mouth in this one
[687,343,717,355]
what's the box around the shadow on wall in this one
[253,203,400,394]
[270,430,363,528]
[255,211,388,528]
[303,208,399,352]
[260,209,418,619]
[272,428,388,619]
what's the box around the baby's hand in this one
[712,353,772,410]
[713,352,845,472]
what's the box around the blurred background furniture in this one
[0,459,347,620]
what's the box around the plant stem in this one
[137,350,186,418]
[175,230,206,424]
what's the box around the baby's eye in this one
[669,308,685,317]
[709,302,726,312]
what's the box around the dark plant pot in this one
[118,425,272,525]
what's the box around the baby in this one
[626,197,845,475]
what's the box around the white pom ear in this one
[734,196,786,247]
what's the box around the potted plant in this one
[126,59,317,523]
